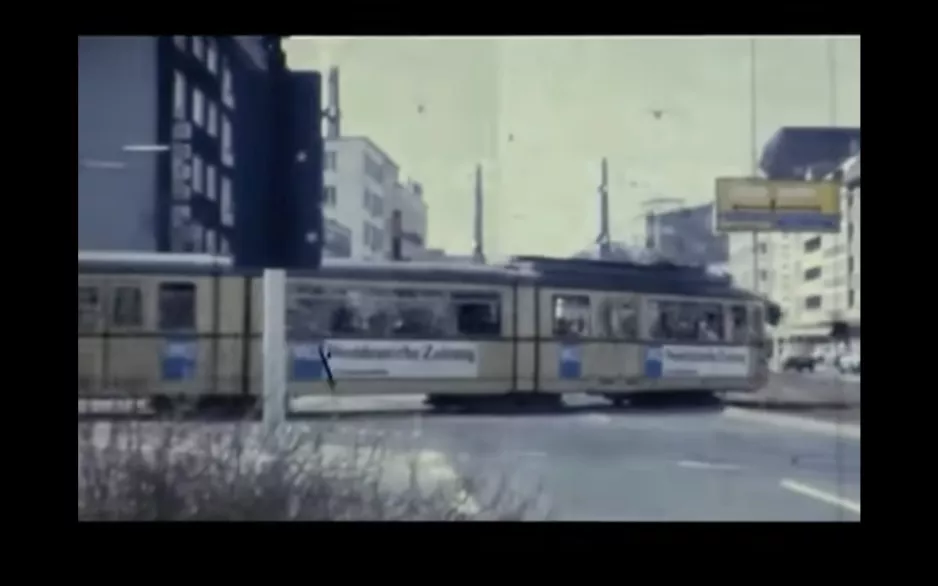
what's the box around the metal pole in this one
[598,157,610,256]
[262,268,287,436]
[826,36,846,522]
[749,37,760,294]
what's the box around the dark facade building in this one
[758,126,861,180]
[78,36,323,268]
[645,203,729,267]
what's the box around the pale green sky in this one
[284,36,860,257]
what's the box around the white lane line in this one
[724,407,861,440]
[678,460,741,471]
[780,478,861,516]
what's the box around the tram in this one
[78,251,773,412]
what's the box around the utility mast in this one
[323,67,341,138]
[595,157,611,258]
[471,164,485,264]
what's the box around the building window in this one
[207,101,218,137]
[804,295,822,310]
[848,256,855,274]
[205,229,216,253]
[205,38,219,74]
[191,36,204,61]
[804,236,822,253]
[364,153,383,183]
[759,269,767,282]
[219,236,230,256]
[848,288,856,308]
[363,190,370,211]
[190,222,204,252]
[221,116,233,167]
[220,176,234,226]
[758,242,767,254]
[173,71,186,121]
[221,63,235,109]
[362,222,371,248]
[170,206,192,252]
[325,151,337,171]
[324,186,337,206]
[192,87,205,128]
[848,222,855,241]
[804,266,821,282]
[205,164,216,201]
[191,155,203,194]
[173,36,187,52]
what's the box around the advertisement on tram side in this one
[290,340,480,380]
[645,345,750,378]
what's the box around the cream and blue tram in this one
[77,251,771,413]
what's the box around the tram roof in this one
[78,251,760,300]
[509,256,758,300]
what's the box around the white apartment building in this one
[728,153,861,358]
[322,136,428,260]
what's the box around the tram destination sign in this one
[714,177,842,233]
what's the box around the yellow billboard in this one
[714,178,842,233]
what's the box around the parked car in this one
[782,354,817,373]
[835,351,861,375]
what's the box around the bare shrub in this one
[77,420,547,521]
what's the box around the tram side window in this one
[553,295,591,337]
[730,305,749,342]
[604,299,638,339]
[111,286,143,328]
[158,282,197,331]
[650,300,725,342]
[78,286,100,332]
[452,292,502,336]
[287,283,339,339]
[288,285,461,339]
[391,289,450,337]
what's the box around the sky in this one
[283,36,861,258]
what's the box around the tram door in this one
[601,295,643,385]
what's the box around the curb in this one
[723,398,860,412]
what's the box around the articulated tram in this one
[78,251,773,412]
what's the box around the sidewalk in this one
[724,373,860,411]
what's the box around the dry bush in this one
[77,420,546,521]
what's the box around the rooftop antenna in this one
[323,66,341,138]
[472,164,486,264]
[595,157,611,257]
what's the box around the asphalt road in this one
[78,392,861,521]
[292,400,861,521]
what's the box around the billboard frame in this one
[714,177,842,234]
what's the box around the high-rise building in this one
[78,36,323,267]
[728,127,861,358]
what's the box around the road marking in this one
[678,460,741,471]
[579,413,613,425]
[724,407,861,440]
[780,478,861,516]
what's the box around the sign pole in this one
[262,268,287,437]
[748,37,760,296]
